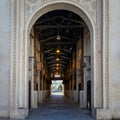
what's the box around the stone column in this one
[75,42,81,104]
[10,0,28,118]
[18,0,29,117]
[39,53,44,103]
[102,0,109,110]
[31,35,35,108]
[95,0,103,109]
[95,0,111,119]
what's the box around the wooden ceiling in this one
[34,10,84,74]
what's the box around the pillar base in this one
[79,90,85,108]
[74,90,79,103]
[10,108,28,119]
[33,91,38,108]
[95,108,111,120]
[39,90,44,103]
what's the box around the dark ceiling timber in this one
[41,42,76,45]
[34,10,84,74]
[35,25,83,29]
[39,36,74,43]
[35,15,84,25]
[47,61,68,65]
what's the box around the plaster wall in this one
[109,0,120,118]
[0,0,10,117]
[0,0,115,119]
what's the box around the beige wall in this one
[0,0,10,117]
[109,0,120,118]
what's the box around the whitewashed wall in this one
[0,0,10,117]
[109,0,120,118]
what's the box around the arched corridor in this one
[1,1,120,120]
[28,9,93,119]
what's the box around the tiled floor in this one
[0,95,95,120]
[25,95,95,120]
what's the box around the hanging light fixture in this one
[56,63,60,66]
[56,57,60,61]
[56,38,61,54]
[56,27,61,40]
[56,49,60,53]
[56,67,59,70]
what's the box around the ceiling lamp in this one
[56,67,59,70]
[56,49,60,53]
[56,64,60,67]
[56,35,61,40]
[56,58,60,61]
[56,27,61,40]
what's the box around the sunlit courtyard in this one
[51,80,64,95]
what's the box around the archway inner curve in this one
[26,2,95,36]
[25,2,97,119]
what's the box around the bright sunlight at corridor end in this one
[51,80,64,95]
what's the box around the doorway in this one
[51,80,63,95]
[24,2,98,119]
[87,80,91,110]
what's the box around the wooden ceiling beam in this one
[39,36,56,43]
[39,36,74,43]
[35,15,84,25]
[35,16,58,24]
[50,52,70,55]
[41,41,76,45]
[43,48,54,53]
[49,64,66,68]
[46,56,54,60]
[47,61,68,65]
[59,16,84,24]
[35,25,82,29]
[46,56,70,61]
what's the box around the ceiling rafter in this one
[58,16,84,25]
[39,36,74,42]
[47,61,68,65]
[35,15,84,25]
[43,48,54,53]
[35,16,59,25]
[46,56,55,60]
[39,36,56,43]
[41,42,76,45]
[35,25,82,29]
[34,10,84,74]
[49,64,66,68]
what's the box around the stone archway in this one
[25,1,99,118]
[10,0,110,119]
